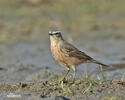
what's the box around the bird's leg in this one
[72,66,77,83]
[62,67,70,81]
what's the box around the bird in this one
[49,30,109,81]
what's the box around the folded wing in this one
[61,41,93,61]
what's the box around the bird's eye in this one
[55,33,59,35]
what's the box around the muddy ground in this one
[0,78,125,100]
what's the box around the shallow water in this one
[0,35,125,82]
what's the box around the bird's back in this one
[61,41,93,61]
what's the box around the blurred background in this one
[0,0,125,41]
[0,0,125,82]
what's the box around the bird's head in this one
[49,31,63,41]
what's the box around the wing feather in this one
[61,41,93,61]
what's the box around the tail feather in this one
[91,60,109,67]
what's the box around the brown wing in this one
[61,41,93,61]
